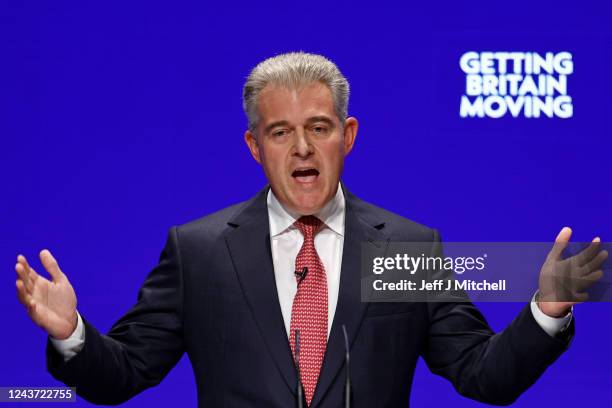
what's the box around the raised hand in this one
[538,227,607,317]
[15,250,78,340]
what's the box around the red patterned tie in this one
[290,215,328,406]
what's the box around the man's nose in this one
[294,129,313,157]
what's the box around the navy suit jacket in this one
[47,185,573,407]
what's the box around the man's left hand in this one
[538,227,607,318]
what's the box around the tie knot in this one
[294,215,324,239]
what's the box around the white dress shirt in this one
[51,183,572,360]
[268,183,345,339]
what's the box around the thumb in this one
[548,227,572,260]
[39,249,65,282]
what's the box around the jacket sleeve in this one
[421,229,573,406]
[46,227,185,405]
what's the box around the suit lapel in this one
[224,185,389,405]
[224,186,297,395]
[310,187,389,407]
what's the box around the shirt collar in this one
[267,182,345,237]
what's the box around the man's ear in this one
[342,117,358,156]
[244,130,262,164]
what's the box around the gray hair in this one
[242,52,350,133]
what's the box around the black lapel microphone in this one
[295,329,304,408]
[295,267,308,284]
[342,324,352,408]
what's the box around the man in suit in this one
[15,52,606,407]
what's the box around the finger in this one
[548,227,572,260]
[18,257,44,292]
[39,249,64,282]
[20,255,43,289]
[576,237,601,267]
[16,279,29,307]
[583,250,608,275]
[23,286,35,316]
[15,263,33,293]
[17,281,36,314]
[574,269,604,292]
[24,296,43,326]
[27,265,40,287]
[584,269,604,282]
[16,255,32,288]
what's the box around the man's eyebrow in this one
[263,120,290,135]
[262,116,335,134]
[306,116,335,126]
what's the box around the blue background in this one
[2,1,611,406]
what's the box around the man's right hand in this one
[15,250,78,340]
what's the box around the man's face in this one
[245,81,358,215]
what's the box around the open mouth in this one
[291,167,320,183]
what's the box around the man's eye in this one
[273,130,287,137]
[313,126,327,134]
